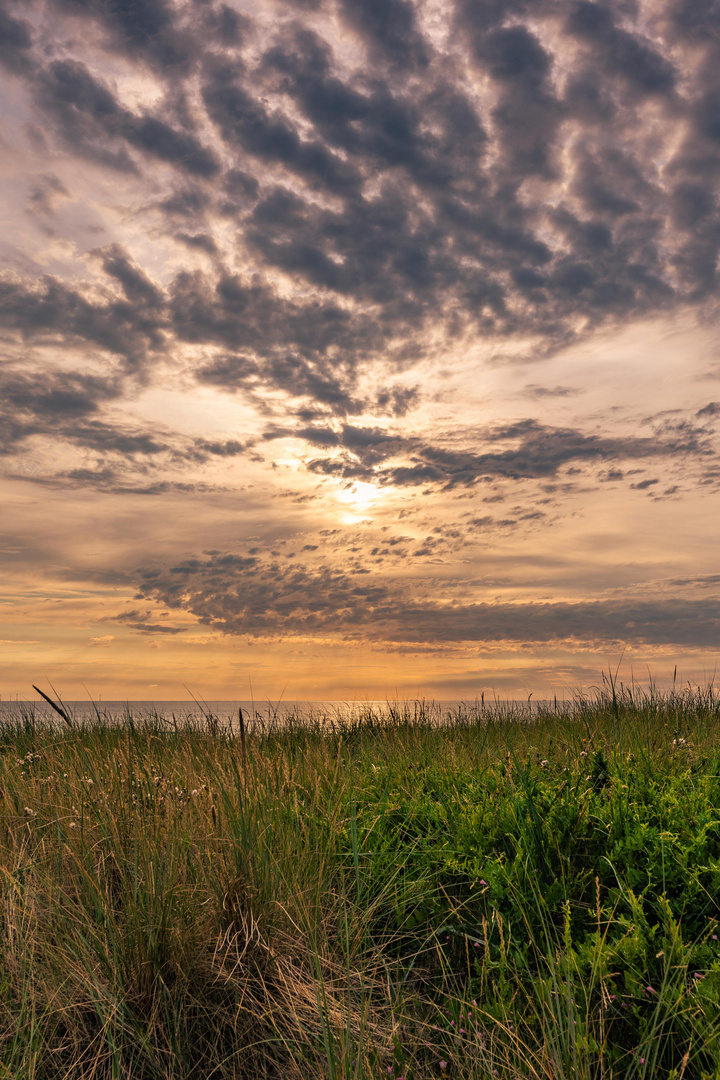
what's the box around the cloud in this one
[105,608,186,634]
[0,266,165,370]
[566,3,677,100]
[476,24,562,180]
[668,573,720,589]
[2,0,720,682]
[134,549,720,648]
[95,243,164,307]
[0,368,172,463]
[523,384,582,399]
[0,3,33,75]
[300,416,713,489]
[52,0,193,72]
[27,174,71,216]
[32,58,220,175]
[0,0,716,447]
[1,0,716,403]
[630,477,659,490]
[337,0,430,73]
[202,63,361,198]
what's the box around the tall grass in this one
[1,680,720,1076]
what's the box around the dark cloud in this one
[0,266,164,369]
[31,59,220,175]
[192,438,246,459]
[1,0,719,514]
[53,0,191,71]
[668,572,720,589]
[134,549,720,648]
[3,312,709,496]
[122,114,220,177]
[566,3,677,99]
[375,385,420,417]
[301,417,712,489]
[160,186,213,218]
[176,232,218,254]
[27,174,70,216]
[202,61,360,197]
[1,252,407,421]
[523,384,581,399]
[479,25,562,179]
[0,4,34,75]
[262,25,485,190]
[105,608,187,634]
[571,146,645,218]
[630,477,659,490]
[667,0,720,44]
[0,353,252,491]
[29,60,135,173]
[337,0,430,72]
[0,368,175,467]
[2,0,718,408]
[197,2,248,48]
[95,243,163,307]
[0,369,118,422]
[34,470,216,495]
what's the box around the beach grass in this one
[2,678,720,1077]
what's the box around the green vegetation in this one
[3,680,720,1078]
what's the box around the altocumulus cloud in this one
[1,0,720,434]
[295,416,713,488]
[134,551,720,649]
[2,0,720,670]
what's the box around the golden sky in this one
[1,0,719,701]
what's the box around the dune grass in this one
[2,679,720,1077]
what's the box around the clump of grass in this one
[2,680,720,1076]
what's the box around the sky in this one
[1,0,720,702]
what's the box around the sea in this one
[0,696,569,731]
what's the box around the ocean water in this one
[0,696,569,731]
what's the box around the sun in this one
[334,481,386,521]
